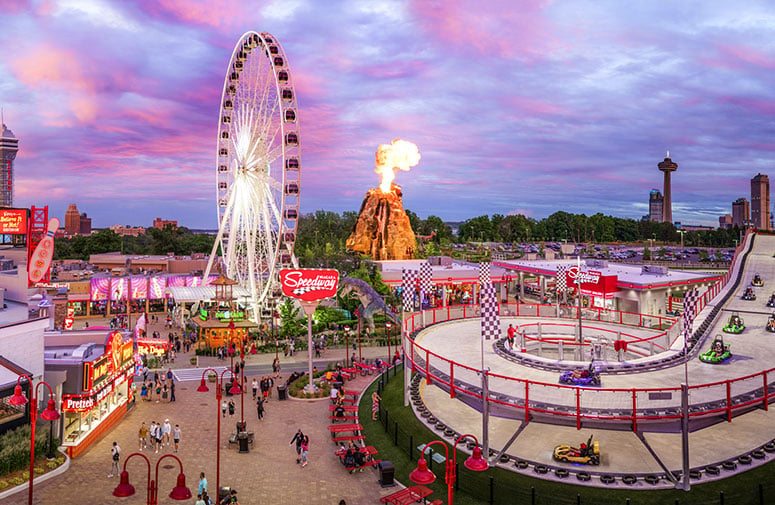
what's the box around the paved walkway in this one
[3,320,399,505]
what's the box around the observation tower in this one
[0,120,18,207]
[657,152,677,224]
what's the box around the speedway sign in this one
[279,269,339,302]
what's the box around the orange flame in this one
[375,139,421,193]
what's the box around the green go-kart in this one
[699,336,731,364]
[723,313,744,334]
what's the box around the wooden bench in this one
[227,432,254,447]
[379,485,433,504]
[328,404,359,412]
[344,459,382,472]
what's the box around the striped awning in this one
[165,285,251,303]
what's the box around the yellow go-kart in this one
[553,434,600,465]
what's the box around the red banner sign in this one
[0,209,27,234]
[279,269,339,302]
[567,268,618,296]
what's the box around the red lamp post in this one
[197,368,239,497]
[113,452,191,505]
[385,322,392,362]
[409,434,489,505]
[9,375,60,505]
[343,326,350,366]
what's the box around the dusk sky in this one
[2,0,775,229]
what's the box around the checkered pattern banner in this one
[479,262,491,286]
[682,289,700,338]
[556,265,568,293]
[419,261,433,295]
[480,282,501,340]
[402,268,417,313]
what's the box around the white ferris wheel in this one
[203,31,301,320]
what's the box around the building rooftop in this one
[492,259,723,290]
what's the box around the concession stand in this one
[45,330,135,457]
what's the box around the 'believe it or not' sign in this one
[279,269,339,302]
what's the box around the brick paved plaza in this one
[2,320,398,505]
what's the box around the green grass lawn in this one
[360,367,775,505]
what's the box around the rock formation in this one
[346,184,416,260]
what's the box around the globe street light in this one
[197,368,239,496]
[113,452,191,504]
[9,375,60,505]
[409,434,489,505]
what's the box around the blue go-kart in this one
[560,363,601,386]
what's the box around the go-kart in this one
[768,294,775,308]
[723,313,745,334]
[767,314,775,333]
[742,288,756,301]
[699,335,731,364]
[752,274,764,287]
[559,363,601,386]
[553,434,600,465]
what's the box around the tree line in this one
[52,210,741,263]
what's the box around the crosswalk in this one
[173,366,228,382]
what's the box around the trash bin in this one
[378,460,395,487]
[237,432,250,453]
[224,382,233,396]
[219,486,231,502]
[236,421,246,432]
[277,384,287,401]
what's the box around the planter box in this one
[190,356,199,367]
[207,374,216,383]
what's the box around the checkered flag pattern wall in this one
[556,265,568,293]
[419,261,433,295]
[479,262,491,286]
[480,282,501,340]
[683,289,700,337]
[402,268,417,313]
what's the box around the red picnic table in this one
[328,423,364,443]
[334,445,378,458]
[328,404,359,412]
[380,485,434,505]
[354,362,378,375]
[328,423,363,435]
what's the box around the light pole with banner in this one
[280,269,340,393]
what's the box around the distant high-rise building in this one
[751,173,770,230]
[648,189,663,222]
[719,214,732,229]
[732,198,750,228]
[79,213,92,235]
[153,217,178,230]
[657,153,678,224]
[65,204,81,235]
[0,122,19,207]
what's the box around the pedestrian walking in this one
[138,422,148,450]
[256,397,265,420]
[170,381,176,402]
[251,378,258,399]
[300,435,309,467]
[173,424,181,453]
[198,472,208,496]
[272,357,280,379]
[163,419,172,446]
[109,441,120,477]
[267,376,274,400]
[371,391,381,421]
[290,429,304,464]
[222,400,227,418]
[228,399,235,417]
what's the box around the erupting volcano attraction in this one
[346,139,421,260]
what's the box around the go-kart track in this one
[403,232,775,488]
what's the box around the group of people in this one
[136,418,182,454]
[139,367,176,403]
[290,428,310,467]
[339,439,367,473]
[196,472,239,505]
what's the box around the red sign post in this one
[279,269,340,392]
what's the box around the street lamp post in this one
[343,326,350,367]
[8,375,60,505]
[409,434,489,505]
[197,368,239,496]
[385,322,392,362]
[113,452,192,504]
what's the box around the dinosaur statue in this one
[339,277,398,333]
